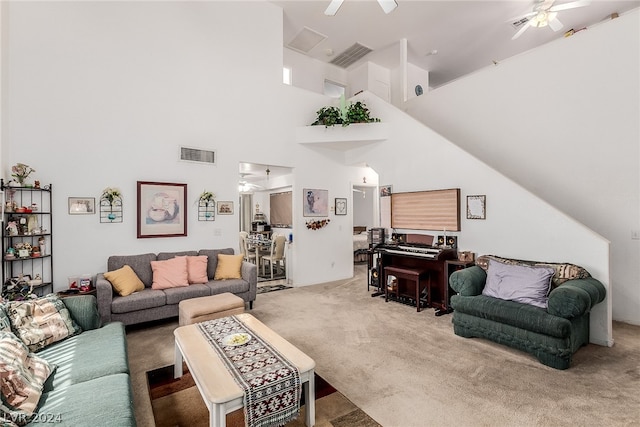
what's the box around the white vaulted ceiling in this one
[273,0,639,88]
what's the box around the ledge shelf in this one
[295,122,389,150]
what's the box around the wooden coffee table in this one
[174,313,316,427]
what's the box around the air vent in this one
[511,17,530,29]
[287,27,327,54]
[180,146,216,165]
[330,43,373,68]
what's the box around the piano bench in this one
[383,266,429,312]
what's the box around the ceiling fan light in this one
[530,11,550,28]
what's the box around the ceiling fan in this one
[510,0,591,40]
[238,173,264,192]
[325,0,397,16]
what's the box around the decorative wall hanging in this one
[100,187,123,223]
[306,219,330,230]
[335,198,347,215]
[467,195,486,220]
[303,188,328,217]
[380,185,392,197]
[197,190,216,221]
[137,181,187,238]
[217,201,234,215]
[68,197,95,214]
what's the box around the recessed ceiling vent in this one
[330,43,373,68]
[180,146,216,165]
[287,26,327,53]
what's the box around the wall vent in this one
[287,27,327,54]
[330,43,373,68]
[179,146,216,165]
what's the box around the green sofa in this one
[2,295,135,426]
[449,255,606,370]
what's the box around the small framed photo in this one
[68,197,95,215]
[467,195,486,219]
[335,198,347,215]
[217,201,234,215]
[380,185,392,197]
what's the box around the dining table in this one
[246,234,272,273]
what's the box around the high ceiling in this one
[272,0,639,88]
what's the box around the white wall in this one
[353,186,376,229]
[348,62,390,101]
[284,48,348,96]
[404,9,640,326]
[346,92,612,345]
[1,1,359,291]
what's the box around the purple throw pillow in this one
[482,259,554,308]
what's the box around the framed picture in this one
[303,188,329,217]
[467,195,486,219]
[217,201,234,215]
[380,185,392,197]
[68,197,95,214]
[335,198,347,215]
[137,181,187,238]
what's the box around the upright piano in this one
[374,243,458,314]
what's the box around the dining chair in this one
[239,231,257,264]
[261,234,286,280]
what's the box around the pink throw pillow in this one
[183,255,209,284]
[151,257,189,289]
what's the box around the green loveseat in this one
[449,255,606,370]
[2,295,135,426]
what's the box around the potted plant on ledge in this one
[311,96,380,127]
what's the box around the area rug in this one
[147,364,380,427]
[257,284,292,294]
[257,271,287,283]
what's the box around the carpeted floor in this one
[127,265,640,427]
[146,365,380,427]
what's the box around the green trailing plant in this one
[311,96,380,127]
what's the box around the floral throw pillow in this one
[6,294,82,352]
[0,331,55,425]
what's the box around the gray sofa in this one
[96,248,257,326]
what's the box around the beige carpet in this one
[127,265,640,426]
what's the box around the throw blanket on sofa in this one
[197,316,301,427]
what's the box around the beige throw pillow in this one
[104,265,145,296]
[6,294,82,352]
[214,254,244,280]
[0,331,54,422]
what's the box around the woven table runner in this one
[197,316,301,427]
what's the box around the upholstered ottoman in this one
[178,293,245,326]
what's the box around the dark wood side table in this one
[438,260,475,316]
[57,288,97,298]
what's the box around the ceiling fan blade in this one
[549,0,591,12]
[512,22,531,40]
[324,0,344,16]
[506,10,537,23]
[377,0,398,14]
[548,16,563,31]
